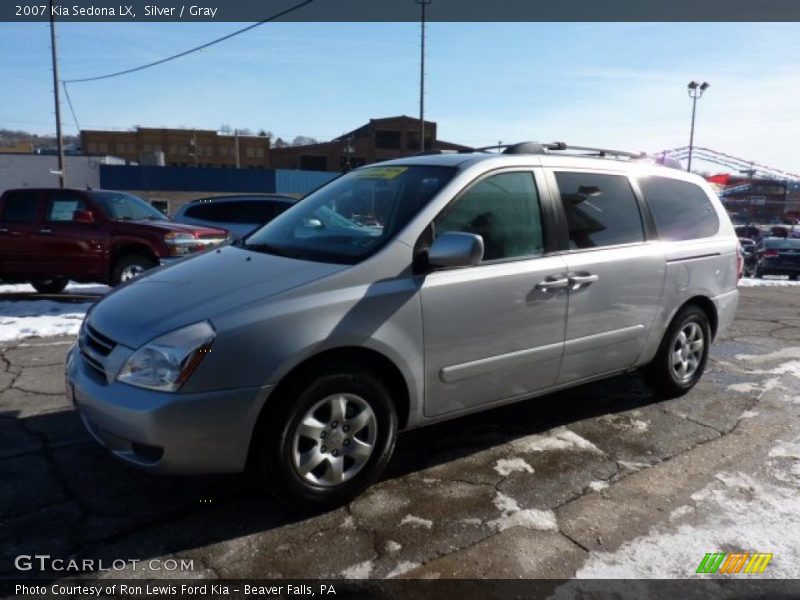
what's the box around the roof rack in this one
[462,141,647,160]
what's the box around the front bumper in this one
[66,344,273,474]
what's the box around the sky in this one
[1,21,799,173]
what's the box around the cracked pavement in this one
[1,286,799,580]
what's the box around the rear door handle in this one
[39,228,53,235]
[569,273,599,288]
[536,276,570,292]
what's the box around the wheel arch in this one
[678,295,719,340]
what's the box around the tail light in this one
[764,249,779,258]
[736,250,743,279]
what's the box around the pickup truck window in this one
[47,194,88,222]
[91,191,168,222]
[1,191,39,223]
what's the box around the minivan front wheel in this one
[254,365,398,511]
[645,305,711,398]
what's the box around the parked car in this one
[67,144,739,510]
[0,188,228,292]
[750,237,800,279]
[173,194,297,240]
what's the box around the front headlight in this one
[164,231,200,256]
[117,321,215,392]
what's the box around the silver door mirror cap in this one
[428,232,484,268]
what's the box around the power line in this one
[62,0,314,84]
[62,81,81,132]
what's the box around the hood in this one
[120,219,227,237]
[90,245,347,348]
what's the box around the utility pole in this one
[234,128,240,169]
[49,0,65,187]
[415,0,432,153]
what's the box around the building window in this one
[219,146,229,157]
[256,148,264,158]
[245,147,255,158]
[375,130,402,150]
[143,144,153,152]
[299,155,328,171]
[87,142,98,153]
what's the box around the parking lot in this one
[1,284,800,580]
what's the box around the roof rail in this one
[412,149,459,156]
[461,141,647,160]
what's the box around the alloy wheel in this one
[671,321,704,382]
[291,393,377,487]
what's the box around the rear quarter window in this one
[638,176,719,241]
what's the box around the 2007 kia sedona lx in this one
[66,142,739,509]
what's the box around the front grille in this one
[85,324,115,356]
[79,322,118,380]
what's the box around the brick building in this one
[80,128,271,169]
[270,115,470,172]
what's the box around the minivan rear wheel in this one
[31,277,68,294]
[253,365,398,511]
[644,305,711,398]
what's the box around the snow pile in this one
[0,299,93,342]
[0,281,109,343]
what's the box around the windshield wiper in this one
[244,242,302,258]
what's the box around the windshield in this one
[765,238,800,249]
[91,191,168,221]
[243,165,456,264]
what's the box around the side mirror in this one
[427,232,484,269]
[73,209,95,224]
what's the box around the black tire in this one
[754,264,764,278]
[111,253,156,286]
[644,305,711,398]
[252,364,398,512]
[31,277,68,294]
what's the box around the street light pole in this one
[49,0,65,188]
[686,80,709,173]
[415,0,432,153]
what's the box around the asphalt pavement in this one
[1,286,799,580]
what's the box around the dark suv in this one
[0,188,227,292]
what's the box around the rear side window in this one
[638,176,719,241]
[554,172,644,249]
[1,191,39,223]
[436,171,544,261]
[184,201,282,224]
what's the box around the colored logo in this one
[696,552,773,574]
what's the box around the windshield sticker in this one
[353,166,409,180]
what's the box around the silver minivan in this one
[66,143,739,509]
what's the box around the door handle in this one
[536,276,570,292]
[569,273,599,288]
[39,228,53,235]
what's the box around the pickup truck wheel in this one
[112,254,156,286]
[31,277,68,294]
[253,364,398,512]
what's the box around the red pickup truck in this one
[0,188,227,292]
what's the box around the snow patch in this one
[617,460,651,473]
[400,515,433,529]
[488,492,557,533]
[738,277,800,287]
[575,437,800,578]
[668,505,693,522]
[511,427,604,455]
[340,516,355,530]
[341,559,374,579]
[740,410,759,419]
[494,457,534,476]
[384,540,402,554]
[386,560,420,579]
[588,480,609,492]
[735,347,800,365]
